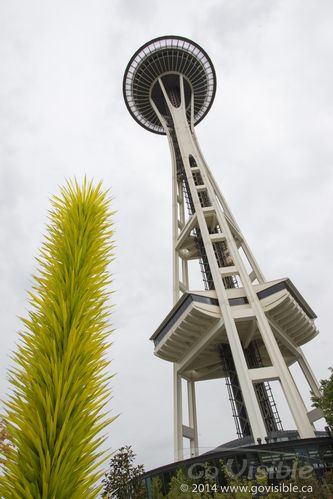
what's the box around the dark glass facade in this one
[141,437,333,498]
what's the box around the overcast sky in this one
[1,0,333,472]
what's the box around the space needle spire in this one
[123,36,323,462]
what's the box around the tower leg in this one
[172,158,180,304]
[298,353,321,397]
[215,206,316,439]
[278,373,315,437]
[173,365,183,461]
[188,380,198,457]
[250,309,316,438]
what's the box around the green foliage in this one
[167,465,221,499]
[221,464,283,499]
[1,179,115,498]
[279,458,333,499]
[168,468,194,499]
[151,476,164,499]
[312,367,333,429]
[149,459,333,499]
[101,445,145,498]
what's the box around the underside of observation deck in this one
[123,35,216,134]
[150,278,318,382]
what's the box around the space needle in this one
[123,36,326,463]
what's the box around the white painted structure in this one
[123,36,324,462]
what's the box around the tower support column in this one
[173,370,199,461]
[298,353,321,397]
[211,183,316,439]
[188,380,199,457]
[173,365,183,461]
[189,144,317,439]
[164,90,268,444]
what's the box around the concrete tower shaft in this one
[124,36,324,463]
